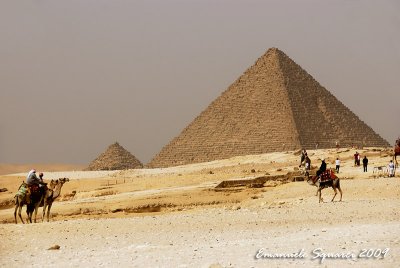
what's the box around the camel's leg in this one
[14,197,19,224]
[47,202,53,222]
[338,187,343,201]
[42,201,47,222]
[33,205,39,223]
[18,205,25,224]
[14,203,18,224]
[26,206,32,223]
[33,207,38,223]
[318,188,322,203]
[331,187,337,202]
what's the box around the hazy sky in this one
[1,0,399,165]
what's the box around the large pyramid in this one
[86,142,143,170]
[149,48,389,168]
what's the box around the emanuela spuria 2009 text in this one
[255,248,390,263]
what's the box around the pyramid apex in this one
[267,47,280,52]
[264,47,287,58]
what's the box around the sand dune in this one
[0,163,84,176]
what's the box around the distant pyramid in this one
[86,142,143,170]
[149,48,389,168]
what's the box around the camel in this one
[26,180,61,223]
[41,178,69,222]
[307,170,342,203]
[14,182,30,224]
[394,138,400,163]
[14,180,57,224]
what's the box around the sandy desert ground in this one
[0,148,399,267]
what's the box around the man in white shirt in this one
[335,158,340,173]
[388,160,395,177]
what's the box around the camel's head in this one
[49,179,58,190]
[58,178,69,184]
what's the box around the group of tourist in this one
[299,148,396,178]
[353,152,369,172]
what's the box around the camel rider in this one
[26,169,46,188]
[316,159,327,177]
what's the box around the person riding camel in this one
[316,159,327,178]
[26,169,47,192]
[38,172,44,183]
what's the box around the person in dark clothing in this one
[305,156,311,177]
[316,159,327,177]
[299,149,307,167]
[362,156,368,172]
[354,152,359,166]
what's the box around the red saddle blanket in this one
[313,170,336,184]
[29,184,40,194]
[320,170,333,182]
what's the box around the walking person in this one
[354,152,359,166]
[299,149,307,167]
[388,160,395,177]
[362,156,368,172]
[305,155,311,177]
[335,157,341,173]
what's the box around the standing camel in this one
[393,138,400,160]
[26,180,60,223]
[14,182,30,224]
[394,138,400,168]
[14,180,57,224]
[42,178,69,222]
[307,170,342,203]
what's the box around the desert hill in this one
[0,163,84,176]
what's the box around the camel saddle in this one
[313,170,335,184]
[28,184,41,194]
[319,170,333,182]
[16,183,29,197]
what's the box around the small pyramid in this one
[148,48,389,168]
[86,142,143,170]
